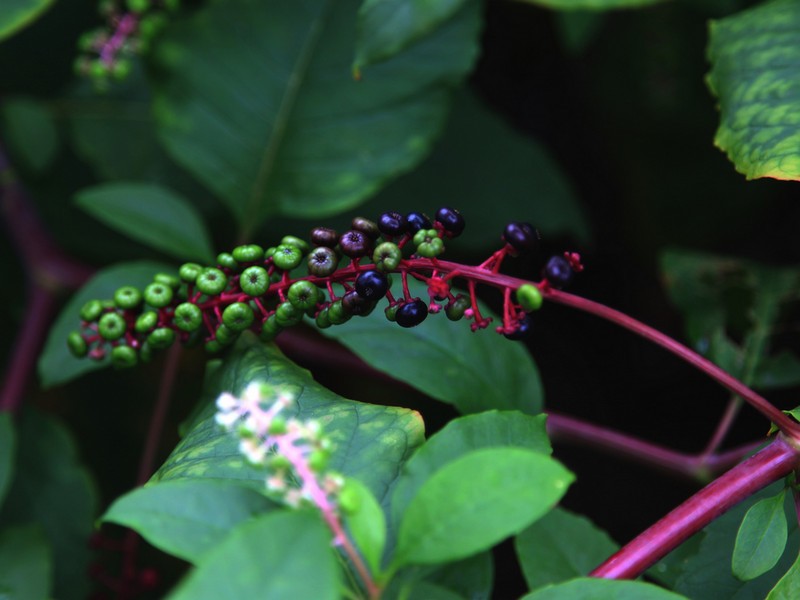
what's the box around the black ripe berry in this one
[378,212,407,236]
[543,255,574,289]
[435,207,465,236]
[395,299,428,328]
[339,230,372,258]
[504,316,533,340]
[406,211,432,233]
[311,227,338,248]
[503,222,540,253]
[355,270,389,300]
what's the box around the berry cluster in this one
[68,208,580,368]
[74,0,180,89]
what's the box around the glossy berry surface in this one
[543,255,574,289]
[351,217,380,240]
[503,222,539,253]
[435,207,465,236]
[338,230,372,258]
[406,212,432,233]
[307,247,339,277]
[377,211,407,236]
[311,227,338,248]
[395,299,428,328]
[355,270,389,300]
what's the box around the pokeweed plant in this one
[1,0,800,599]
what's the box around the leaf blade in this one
[732,490,789,581]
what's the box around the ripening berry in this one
[310,227,338,248]
[307,246,339,277]
[351,217,380,240]
[396,299,428,328]
[342,290,374,316]
[543,255,574,289]
[372,242,402,272]
[445,295,470,321]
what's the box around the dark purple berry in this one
[503,222,540,253]
[339,230,372,258]
[311,227,338,248]
[504,316,533,340]
[435,207,465,237]
[406,212,432,233]
[543,255,574,289]
[351,217,380,240]
[378,211,407,236]
[396,299,428,328]
[355,270,389,300]
[341,290,376,316]
[307,246,339,277]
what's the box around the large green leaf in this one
[152,336,425,508]
[355,0,467,70]
[0,525,51,600]
[152,0,480,230]
[515,0,666,9]
[102,479,276,564]
[167,510,339,600]
[0,413,14,506]
[382,552,493,600]
[391,447,573,567]
[732,490,789,581]
[74,183,216,264]
[0,409,97,600]
[515,507,618,589]
[321,278,545,415]
[706,0,800,181]
[1,97,58,172]
[38,261,174,388]
[367,89,589,248]
[0,0,54,42]
[520,578,688,600]
[767,552,800,599]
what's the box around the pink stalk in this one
[100,13,138,66]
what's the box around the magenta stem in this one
[590,435,800,579]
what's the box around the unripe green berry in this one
[80,300,104,322]
[308,449,329,472]
[98,312,126,341]
[315,308,331,329]
[111,345,138,368]
[147,327,175,349]
[287,280,320,311]
[144,282,173,308]
[281,235,310,254]
[154,273,181,290]
[260,316,282,341]
[269,455,292,471]
[338,484,361,515]
[373,242,402,272]
[173,302,203,332]
[114,286,142,310]
[232,244,264,264]
[110,59,131,81]
[267,417,287,435]
[384,304,398,322]
[222,302,255,332]
[516,284,543,312]
[274,301,302,327]
[204,340,222,354]
[196,268,228,295]
[135,310,158,333]
[327,300,350,325]
[67,332,88,357]
[215,324,238,346]
[89,59,107,79]
[413,229,444,258]
[272,244,303,271]
[126,0,150,13]
[240,266,269,296]
[217,252,238,270]
[445,294,471,321]
[139,342,154,363]
[179,262,203,283]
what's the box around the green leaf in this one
[38,261,175,387]
[706,0,800,181]
[754,352,800,390]
[152,0,480,229]
[102,479,276,563]
[167,510,339,600]
[1,97,58,172]
[321,278,545,415]
[519,577,689,600]
[0,413,15,507]
[391,410,551,524]
[0,525,51,600]
[152,336,425,510]
[74,183,215,263]
[367,89,589,248]
[0,409,97,600]
[515,507,618,588]
[732,490,789,581]
[766,552,800,600]
[515,0,666,9]
[391,448,573,568]
[391,581,466,600]
[341,478,386,576]
[355,0,467,70]
[0,0,54,42]
[382,552,493,600]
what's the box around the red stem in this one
[590,435,800,579]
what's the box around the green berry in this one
[179,262,203,283]
[144,282,173,308]
[516,284,543,312]
[173,302,203,332]
[274,301,302,327]
[67,332,88,357]
[196,268,228,295]
[287,280,320,311]
[204,340,222,354]
[126,0,150,13]
[111,345,138,368]
[373,242,402,272]
[384,304,399,322]
[80,300,104,322]
[240,266,269,296]
[114,286,142,310]
[307,246,339,277]
[338,484,361,515]
[413,229,444,258]
[315,308,331,329]
[273,244,303,271]
[110,59,131,81]
[281,235,310,254]
[215,324,238,346]
[445,294,471,321]
[135,310,158,333]
[232,244,264,263]
[217,252,238,270]
[267,417,287,435]
[154,273,181,290]
[98,312,126,341]
[308,449,329,472]
[89,59,107,80]
[327,300,350,325]
[222,302,255,332]
[260,316,282,341]
[269,454,292,471]
[147,327,175,349]
[139,342,154,362]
